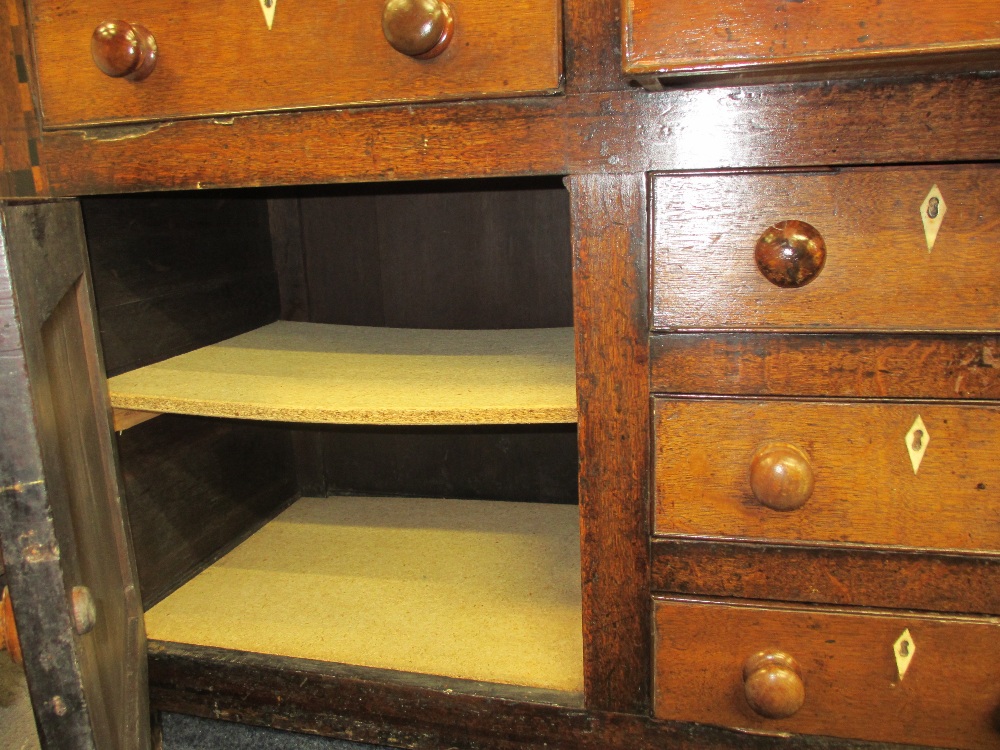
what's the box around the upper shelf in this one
[107,321,577,426]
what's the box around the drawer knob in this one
[754,220,826,288]
[1,586,22,666]
[749,442,814,511]
[382,0,454,58]
[91,21,158,81]
[743,650,805,719]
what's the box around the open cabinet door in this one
[0,201,149,749]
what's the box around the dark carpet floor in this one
[162,713,396,750]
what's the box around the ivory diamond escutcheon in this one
[258,0,276,29]
[893,629,915,681]
[905,415,929,474]
[919,184,947,252]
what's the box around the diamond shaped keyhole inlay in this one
[905,415,929,474]
[258,0,277,29]
[894,628,916,681]
[920,185,947,252]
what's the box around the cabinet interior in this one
[80,177,582,697]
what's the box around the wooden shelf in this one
[145,496,584,694]
[108,322,576,425]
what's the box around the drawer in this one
[652,398,1000,551]
[652,597,1000,749]
[624,0,1000,79]
[651,166,1000,332]
[29,0,562,127]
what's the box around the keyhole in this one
[911,430,923,451]
[927,197,940,219]
[899,640,910,657]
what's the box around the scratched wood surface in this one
[31,74,1000,196]
[624,0,1000,76]
[653,597,1000,749]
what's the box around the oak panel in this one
[650,538,1000,615]
[651,166,1000,331]
[30,0,562,127]
[650,333,1000,399]
[653,398,1000,551]
[625,0,1000,76]
[653,597,1000,749]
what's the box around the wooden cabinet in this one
[2,0,1000,748]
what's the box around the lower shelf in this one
[145,496,584,694]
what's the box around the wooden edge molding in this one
[147,641,902,750]
[34,73,1000,196]
[651,538,1000,615]
[651,333,1000,400]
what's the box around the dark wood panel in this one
[320,425,578,503]
[651,333,1000,399]
[651,166,1000,332]
[83,194,273,310]
[296,179,572,329]
[570,173,649,714]
[148,642,905,750]
[653,398,1000,551]
[563,0,626,93]
[39,74,1000,195]
[118,415,297,608]
[651,538,1000,615]
[653,597,1000,749]
[299,187,384,326]
[267,197,309,322]
[0,200,148,749]
[81,193,279,375]
[96,272,278,376]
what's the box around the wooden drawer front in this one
[651,166,1000,331]
[30,0,562,127]
[652,398,1000,551]
[652,597,1000,749]
[624,0,1000,77]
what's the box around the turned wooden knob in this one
[749,442,814,511]
[91,21,158,81]
[743,650,805,719]
[1,586,22,666]
[754,220,826,288]
[382,0,454,58]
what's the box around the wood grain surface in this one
[651,333,1000,399]
[147,641,906,750]
[653,597,1000,749]
[34,74,1000,196]
[653,398,1000,551]
[0,201,148,749]
[625,0,1000,76]
[651,166,1000,331]
[651,538,1000,615]
[118,415,296,608]
[30,0,561,127]
[570,173,650,714]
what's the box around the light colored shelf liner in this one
[108,322,577,425]
[145,496,584,694]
